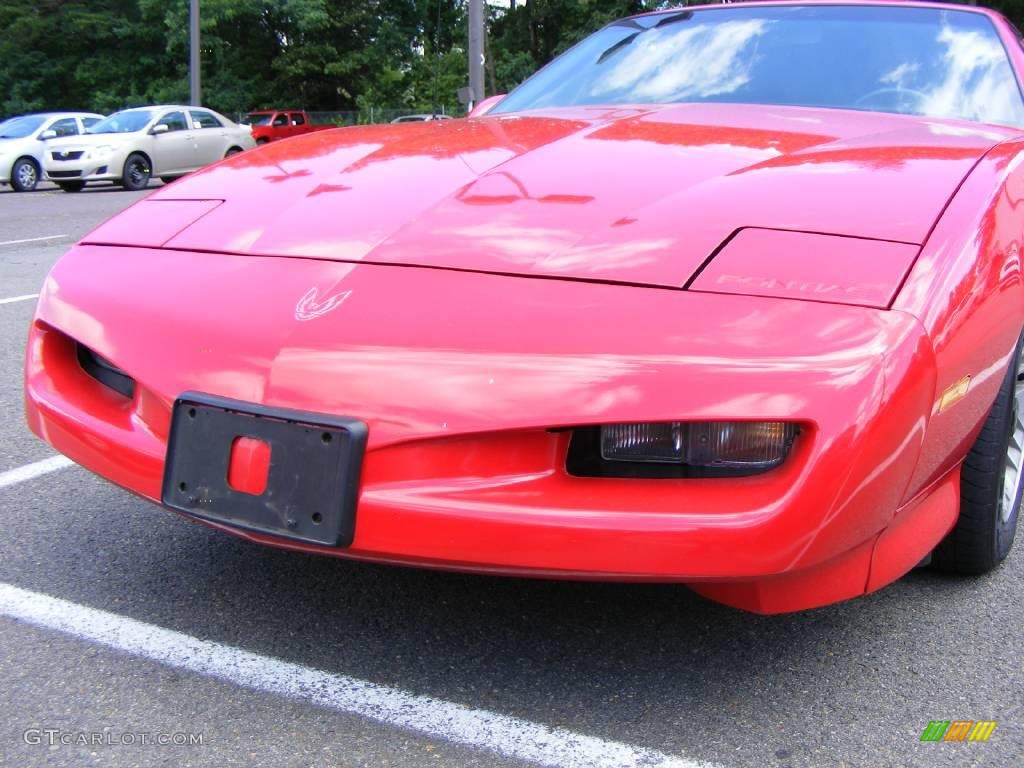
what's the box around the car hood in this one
[49,133,138,151]
[0,136,35,152]
[88,103,1014,287]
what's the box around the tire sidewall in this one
[11,158,38,192]
[997,347,1023,559]
[122,154,150,191]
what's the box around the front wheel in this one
[121,154,151,191]
[11,158,39,192]
[224,147,242,158]
[933,330,1024,574]
[56,181,85,192]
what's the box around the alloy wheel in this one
[1001,351,1024,524]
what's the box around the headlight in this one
[568,422,799,478]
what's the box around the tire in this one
[224,147,242,158]
[933,330,1024,574]
[255,138,268,146]
[11,157,39,192]
[56,181,85,192]
[121,153,151,191]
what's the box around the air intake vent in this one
[76,344,135,399]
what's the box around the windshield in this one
[245,113,273,126]
[87,110,154,134]
[493,5,1024,128]
[0,115,47,139]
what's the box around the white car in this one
[44,105,255,192]
[0,112,104,192]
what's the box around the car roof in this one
[115,105,219,113]
[4,111,103,119]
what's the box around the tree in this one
[5,0,1011,120]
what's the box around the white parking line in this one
[0,234,67,247]
[0,293,39,306]
[0,582,715,768]
[0,456,74,490]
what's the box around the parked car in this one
[0,112,104,192]
[44,105,255,192]
[24,2,1024,614]
[243,111,331,144]
[390,114,454,123]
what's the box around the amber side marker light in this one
[938,375,971,413]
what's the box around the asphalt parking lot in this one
[0,183,1021,768]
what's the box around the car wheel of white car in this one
[121,154,151,191]
[225,147,242,158]
[11,158,39,192]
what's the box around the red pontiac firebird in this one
[24,2,1024,613]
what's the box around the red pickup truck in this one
[244,110,331,144]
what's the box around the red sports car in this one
[25,2,1024,613]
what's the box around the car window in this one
[245,113,273,126]
[272,113,288,127]
[82,117,102,129]
[47,117,79,137]
[190,110,223,129]
[0,115,47,138]
[87,110,153,134]
[494,5,1024,128]
[155,111,188,132]
[290,113,306,126]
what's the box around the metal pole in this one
[189,0,201,106]
[468,0,485,106]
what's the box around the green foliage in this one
[8,0,1006,120]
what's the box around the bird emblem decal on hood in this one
[295,286,352,321]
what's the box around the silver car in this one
[44,105,255,192]
[0,112,104,192]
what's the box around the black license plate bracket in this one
[161,392,366,547]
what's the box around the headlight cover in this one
[81,199,223,248]
[568,422,799,478]
[688,228,919,309]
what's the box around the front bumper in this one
[25,245,950,612]
[44,151,126,183]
